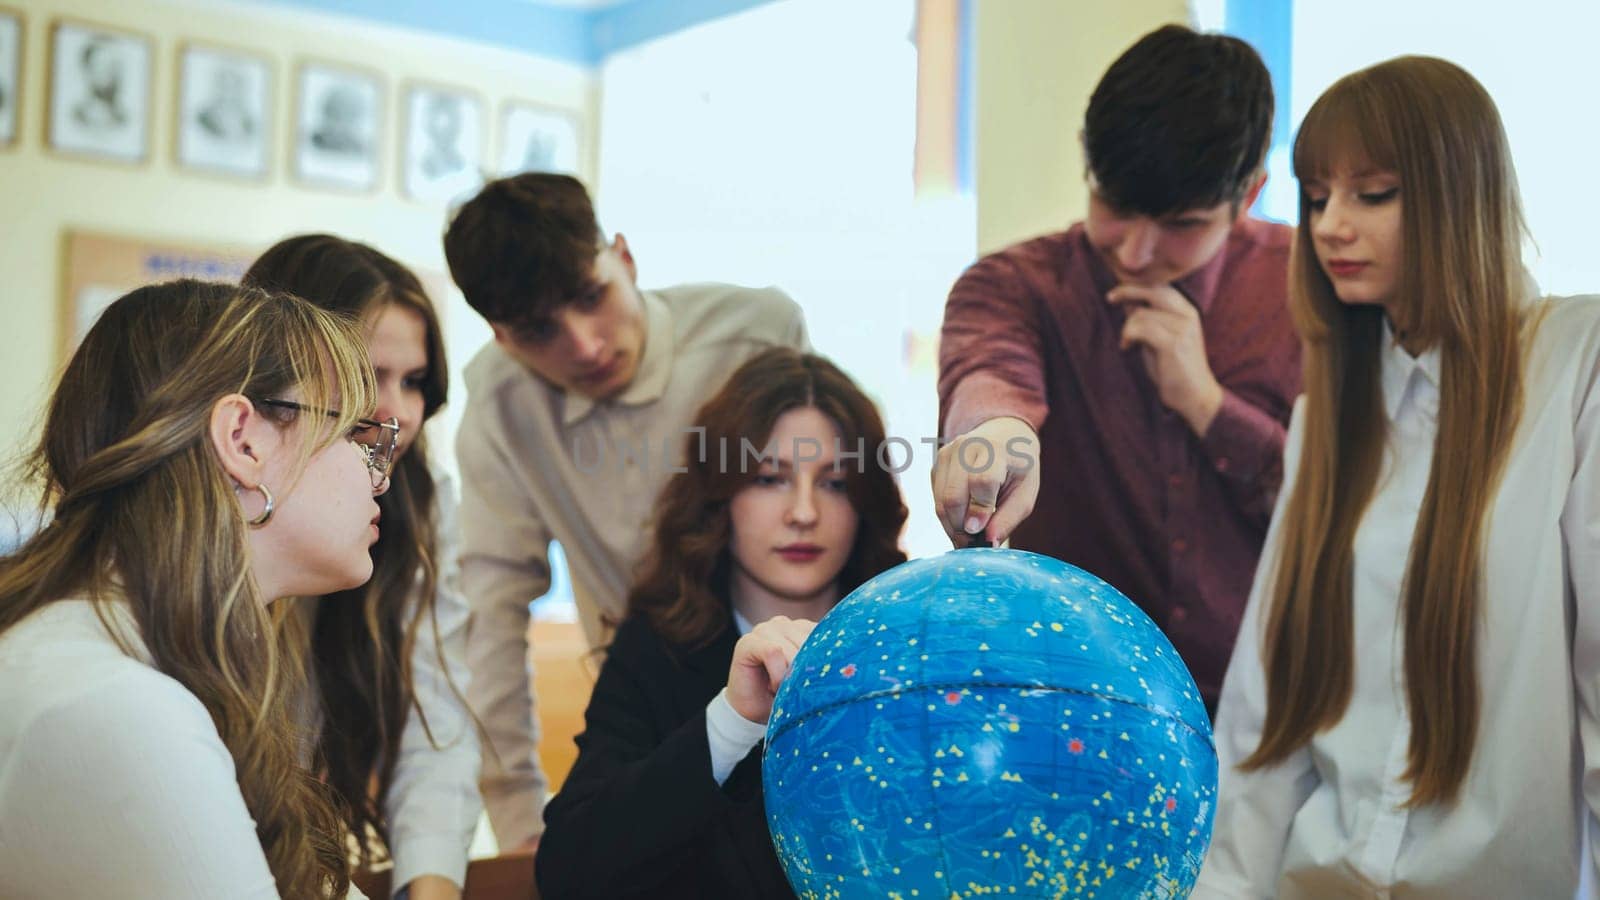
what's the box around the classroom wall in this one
[1288,0,1600,296]
[594,0,968,561]
[0,0,597,477]
[972,0,1190,255]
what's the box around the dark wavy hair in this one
[626,349,908,647]
[243,234,453,869]
[443,172,603,331]
[1085,24,1273,216]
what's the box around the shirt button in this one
[1167,473,1183,488]
[1171,606,1189,623]
[1216,457,1231,472]
[1172,538,1188,553]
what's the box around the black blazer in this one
[535,615,796,899]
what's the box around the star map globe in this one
[763,548,1217,899]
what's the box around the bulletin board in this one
[59,228,258,364]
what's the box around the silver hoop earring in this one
[243,483,274,527]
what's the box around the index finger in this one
[932,444,973,540]
[773,618,817,647]
[1106,284,1192,316]
[983,485,1035,544]
[954,435,1009,536]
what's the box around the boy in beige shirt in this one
[443,174,808,848]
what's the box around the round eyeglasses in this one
[255,398,400,491]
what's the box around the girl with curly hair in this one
[537,348,908,899]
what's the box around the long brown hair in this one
[1241,57,1531,806]
[244,234,453,866]
[0,280,374,896]
[628,349,908,648]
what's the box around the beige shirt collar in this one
[561,289,676,426]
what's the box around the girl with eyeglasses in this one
[244,235,480,900]
[0,280,385,898]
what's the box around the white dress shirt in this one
[0,599,369,900]
[456,283,808,845]
[1195,295,1600,899]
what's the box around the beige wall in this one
[974,0,1189,254]
[0,0,596,467]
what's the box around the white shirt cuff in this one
[705,687,768,785]
[388,833,469,894]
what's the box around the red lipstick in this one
[776,543,824,563]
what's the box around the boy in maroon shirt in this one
[933,25,1300,713]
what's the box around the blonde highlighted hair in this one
[1241,56,1532,806]
[0,279,376,896]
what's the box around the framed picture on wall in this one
[401,82,483,203]
[498,100,582,177]
[293,60,382,191]
[0,8,22,148]
[176,43,272,179]
[47,19,152,163]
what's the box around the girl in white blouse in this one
[245,236,481,900]
[1195,56,1600,898]
[0,280,386,899]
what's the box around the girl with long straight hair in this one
[1195,57,1600,897]
[244,235,480,900]
[536,348,908,899]
[0,280,389,898]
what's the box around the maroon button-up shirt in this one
[938,219,1300,712]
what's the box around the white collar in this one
[1380,318,1442,422]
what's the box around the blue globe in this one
[763,548,1217,899]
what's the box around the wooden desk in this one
[353,850,537,900]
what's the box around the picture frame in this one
[292,59,382,191]
[498,100,582,177]
[401,81,484,204]
[176,42,272,180]
[47,19,152,163]
[0,7,22,149]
